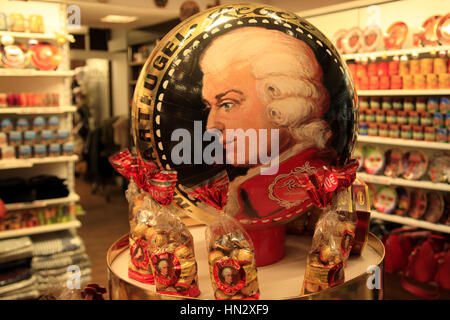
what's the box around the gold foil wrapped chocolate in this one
[301,189,357,295]
[206,215,260,300]
[148,207,200,297]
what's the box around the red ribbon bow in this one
[185,171,229,211]
[109,150,177,206]
[303,159,359,208]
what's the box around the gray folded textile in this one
[37,272,92,293]
[0,275,36,296]
[37,260,91,277]
[0,281,39,300]
[32,245,86,262]
[32,253,89,271]
[0,237,33,264]
[31,231,82,257]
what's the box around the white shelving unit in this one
[0,220,82,240]
[357,172,450,192]
[371,211,450,234]
[343,45,450,60]
[0,2,80,238]
[0,106,77,115]
[4,193,80,211]
[357,89,450,96]
[357,136,450,151]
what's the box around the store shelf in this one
[343,45,450,60]
[0,70,74,77]
[0,31,63,41]
[129,61,145,66]
[0,219,82,239]
[0,155,78,170]
[0,106,77,114]
[357,135,450,151]
[4,193,80,211]
[356,89,450,96]
[371,211,450,234]
[357,172,450,192]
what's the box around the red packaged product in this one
[377,62,389,76]
[379,76,390,90]
[403,75,414,89]
[367,63,378,76]
[356,63,368,78]
[391,75,403,89]
[388,60,399,76]
[359,76,369,90]
[369,76,380,90]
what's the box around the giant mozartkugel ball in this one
[132,3,358,229]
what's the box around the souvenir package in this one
[34,144,47,158]
[56,130,70,144]
[402,151,428,180]
[0,132,6,147]
[8,131,22,146]
[24,131,37,146]
[40,130,53,144]
[1,118,13,133]
[428,154,450,183]
[47,116,60,131]
[301,190,357,295]
[349,179,371,256]
[394,187,410,216]
[206,215,259,300]
[147,204,201,297]
[18,145,31,159]
[62,142,74,156]
[33,117,46,131]
[374,186,397,214]
[0,43,30,69]
[1,146,15,159]
[16,118,29,132]
[424,192,445,223]
[109,150,200,297]
[363,146,385,174]
[408,190,427,219]
[28,15,44,33]
[384,149,403,178]
[9,13,25,32]
[48,143,60,156]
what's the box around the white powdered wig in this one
[199,27,331,150]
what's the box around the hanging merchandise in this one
[29,42,61,71]
[383,22,408,50]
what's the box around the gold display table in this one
[107,222,384,300]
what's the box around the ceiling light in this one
[100,15,138,23]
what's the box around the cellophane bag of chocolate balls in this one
[301,189,357,295]
[126,180,155,284]
[147,205,201,297]
[206,214,260,300]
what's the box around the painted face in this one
[203,62,293,166]
[222,268,233,285]
[364,150,384,174]
[375,188,397,213]
[159,260,169,276]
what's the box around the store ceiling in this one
[47,0,361,29]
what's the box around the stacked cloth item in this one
[31,231,91,293]
[0,236,39,300]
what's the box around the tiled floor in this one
[74,178,448,300]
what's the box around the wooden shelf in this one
[357,172,450,192]
[371,211,450,234]
[0,106,77,114]
[0,155,79,170]
[0,31,64,41]
[0,70,74,77]
[0,220,82,239]
[357,135,450,151]
[343,45,450,60]
[356,89,450,96]
[4,193,80,211]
